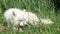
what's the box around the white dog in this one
[4,8,39,31]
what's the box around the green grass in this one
[0,0,60,34]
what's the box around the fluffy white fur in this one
[4,8,26,30]
[40,18,53,24]
[4,8,39,31]
[25,12,39,25]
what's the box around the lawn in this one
[0,0,60,34]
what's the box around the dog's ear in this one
[13,11,16,16]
